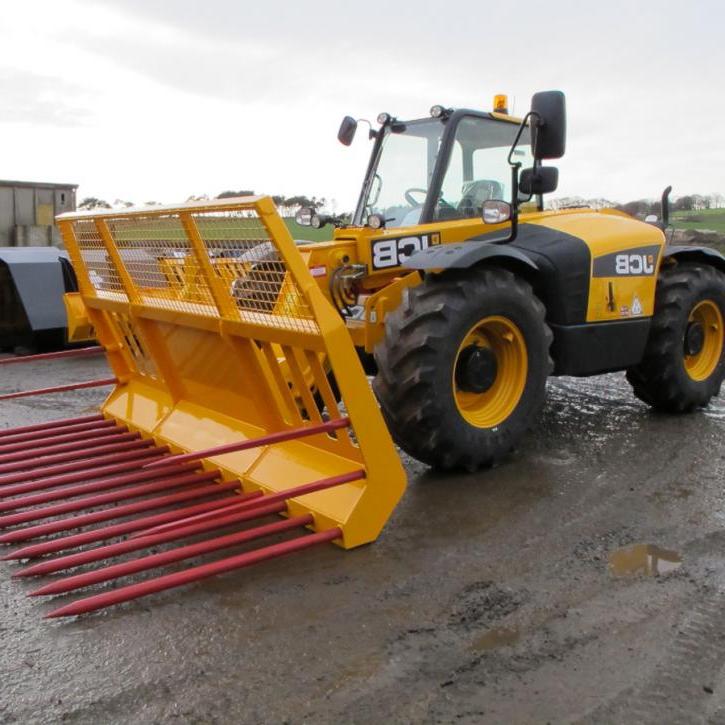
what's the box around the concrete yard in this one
[1,355,725,723]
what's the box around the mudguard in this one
[663,245,725,273]
[403,240,539,272]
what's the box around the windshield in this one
[355,115,532,228]
[435,117,532,222]
[355,118,444,228]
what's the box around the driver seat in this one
[457,180,505,217]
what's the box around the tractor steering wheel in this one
[404,188,427,207]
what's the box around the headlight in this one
[367,213,385,230]
[481,200,512,225]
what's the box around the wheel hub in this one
[684,321,705,357]
[455,345,498,394]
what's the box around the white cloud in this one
[0,0,722,208]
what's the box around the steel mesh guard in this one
[73,220,125,298]
[71,207,317,333]
[55,196,407,557]
[192,212,316,327]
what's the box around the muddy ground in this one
[0,355,724,724]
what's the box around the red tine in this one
[0,422,121,454]
[0,437,148,475]
[0,460,190,500]
[0,461,196,513]
[0,481,241,544]
[30,512,309,594]
[0,377,117,401]
[134,469,365,539]
[0,446,167,487]
[15,499,280,576]
[0,471,221,528]
[0,414,105,439]
[144,417,351,469]
[45,528,341,617]
[3,495,248,560]
[0,346,103,366]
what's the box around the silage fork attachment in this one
[0,196,406,617]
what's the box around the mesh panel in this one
[108,216,218,314]
[192,211,318,333]
[71,205,318,333]
[73,220,125,298]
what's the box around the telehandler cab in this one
[293,90,725,470]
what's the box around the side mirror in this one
[530,90,566,160]
[519,166,559,195]
[644,214,658,224]
[482,200,512,224]
[295,207,315,226]
[310,213,332,229]
[338,116,358,146]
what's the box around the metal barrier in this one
[0,197,406,616]
[53,196,406,551]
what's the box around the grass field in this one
[286,210,725,240]
[284,218,333,242]
[670,209,725,254]
[671,208,725,233]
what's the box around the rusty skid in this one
[0,196,406,617]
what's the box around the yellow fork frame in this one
[57,196,406,548]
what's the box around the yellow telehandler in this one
[0,90,723,617]
[294,90,725,470]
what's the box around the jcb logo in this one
[615,254,655,276]
[592,245,660,279]
[371,233,440,270]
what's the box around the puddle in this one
[650,487,693,503]
[470,627,520,652]
[608,544,682,577]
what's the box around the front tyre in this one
[627,263,725,412]
[373,267,553,471]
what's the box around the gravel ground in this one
[0,355,724,724]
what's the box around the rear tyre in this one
[626,263,725,412]
[373,267,553,471]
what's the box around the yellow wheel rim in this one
[684,300,724,382]
[453,316,528,428]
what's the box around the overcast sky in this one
[1,0,722,210]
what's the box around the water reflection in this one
[470,627,520,651]
[608,544,682,577]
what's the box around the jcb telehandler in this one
[291,90,725,470]
[1,91,724,617]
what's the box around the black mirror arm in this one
[503,162,521,244]
[499,111,539,245]
[507,112,536,165]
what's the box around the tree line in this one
[616,193,724,218]
[78,191,328,212]
[549,193,724,217]
[78,190,725,220]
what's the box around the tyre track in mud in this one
[310,376,725,722]
[464,374,715,581]
[1,361,724,723]
[578,590,725,724]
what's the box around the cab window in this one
[433,116,532,222]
